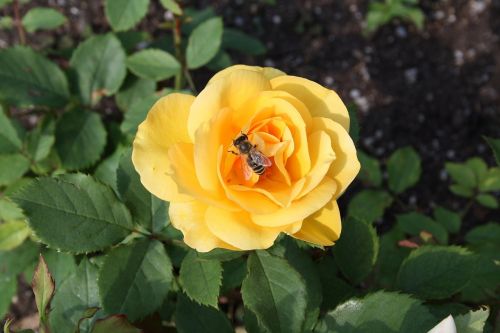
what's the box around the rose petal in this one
[311,117,360,197]
[208,65,286,84]
[251,177,337,227]
[132,93,194,202]
[169,200,238,252]
[188,69,272,141]
[271,75,350,131]
[205,205,295,250]
[291,200,341,246]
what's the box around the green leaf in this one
[317,291,436,333]
[26,116,55,163]
[50,259,100,333]
[179,251,222,308]
[0,106,22,153]
[0,220,30,251]
[465,157,488,184]
[375,228,411,288]
[76,307,100,333]
[347,104,360,144]
[484,136,500,166]
[358,151,382,187]
[465,223,500,260]
[94,147,126,193]
[241,251,307,333]
[221,28,266,55]
[32,254,55,323]
[0,46,69,107]
[117,149,168,232]
[21,7,66,32]
[0,153,30,186]
[159,0,182,15]
[449,184,474,198]
[445,162,476,188]
[0,197,24,222]
[387,147,421,194]
[454,308,489,333]
[206,51,232,71]
[333,217,379,284]
[70,34,127,105]
[478,168,500,192]
[105,0,149,31]
[12,175,133,253]
[126,49,180,81]
[98,239,173,321]
[0,240,38,278]
[55,109,107,170]
[433,206,461,234]
[116,77,155,112]
[42,249,76,286]
[397,246,475,300]
[347,190,393,224]
[197,248,244,262]
[182,7,216,35]
[0,16,13,29]
[396,212,448,244]
[460,255,500,302]
[120,94,161,136]
[91,315,140,333]
[221,257,247,293]
[476,193,498,209]
[0,0,12,10]
[317,256,356,311]
[0,275,16,320]
[175,293,233,333]
[186,17,223,69]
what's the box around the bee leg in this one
[228,150,239,155]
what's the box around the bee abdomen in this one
[252,165,266,175]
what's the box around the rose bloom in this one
[132,65,360,252]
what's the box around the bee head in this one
[233,133,252,154]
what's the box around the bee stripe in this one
[253,165,265,175]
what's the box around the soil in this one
[1,0,500,328]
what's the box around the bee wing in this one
[252,151,272,167]
[241,159,253,181]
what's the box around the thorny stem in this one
[13,0,26,45]
[172,16,198,93]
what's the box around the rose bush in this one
[133,65,360,251]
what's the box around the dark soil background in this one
[1,0,500,329]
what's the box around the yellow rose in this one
[132,65,360,252]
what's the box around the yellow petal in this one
[251,177,337,227]
[296,130,336,199]
[169,200,237,252]
[311,117,360,197]
[168,143,239,212]
[271,75,350,131]
[188,69,272,141]
[132,93,195,202]
[205,205,282,250]
[209,65,286,84]
[292,200,341,246]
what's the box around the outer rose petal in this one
[209,65,286,84]
[292,200,341,246]
[188,69,272,141]
[251,177,337,227]
[311,117,360,197]
[169,200,238,252]
[270,75,350,131]
[132,93,194,202]
[205,206,300,250]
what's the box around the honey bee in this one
[229,133,272,180]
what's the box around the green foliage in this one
[91,316,140,333]
[186,17,223,69]
[126,49,180,81]
[12,176,134,253]
[70,34,127,105]
[396,212,448,244]
[365,0,425,34]
[222,28,266,56]
[387,147,421,194]
[22,7,66,33]
[317,291,436,333]
[454,308,490,333]
[347,190,393,223]
[105,0,149,31]
[0,46,69,107]
[32,255,55,327]
[333,217,379,284]
[242,251,307,333]
[159,0,182,15]
[358,151,382,187]
[98,239,173,321]
[116,77,156,112]
[55,109,107,170]
[0,220,30,250]
[179,251,222,308]
[397,246,475,299]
